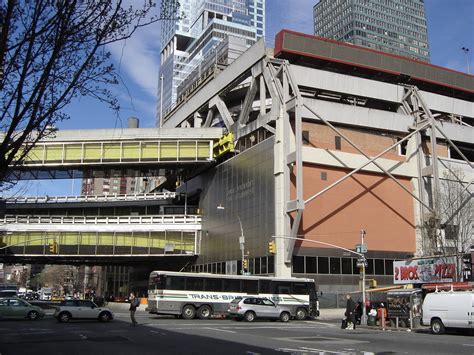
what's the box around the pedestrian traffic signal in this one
[243,259,248,270]
[268,240,276,254]
[49,241,58,254]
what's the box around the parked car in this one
[0,290,18,298]
[0,297,45,320]
[54,299,114,323]
[228,297,293,322]
[422,291,474,334]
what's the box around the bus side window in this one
[259,280,271,294]
[167,276,186,290]
[271,281,292,294]
[292,282,308,295]
[205,278,223,292]
[223,279,241,293]
[186,277,204,291]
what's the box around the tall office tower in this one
[313,0,430,62]
[157,0,265,126]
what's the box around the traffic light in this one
[268,240,276,254]
[462,253,472,282]
[49,241,58,254]
[242,259,248,270]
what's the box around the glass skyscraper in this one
[313,0,430,62]
[157,0,265,126]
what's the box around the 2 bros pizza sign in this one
[393,257,457,284]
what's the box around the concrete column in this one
[274,104,291,277]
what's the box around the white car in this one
[54,299,114,323]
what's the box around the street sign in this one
[356,244,368,253]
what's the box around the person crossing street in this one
[129,292,139,325]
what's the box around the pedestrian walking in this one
[345,294,356,330]
[129,292,139,325]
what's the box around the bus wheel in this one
[295,308,308,321]
[197,305,212,320]
[182,305,196,320]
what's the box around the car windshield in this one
[230,297,242,304]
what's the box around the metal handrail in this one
[6,192,176,204]
[1,214,201,225]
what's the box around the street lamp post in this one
[272,233,368,325]
[217,204,246,275]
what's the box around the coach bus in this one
[146,271,319,320]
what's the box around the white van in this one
[422,291,474,334]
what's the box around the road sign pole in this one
[361,229,367,326]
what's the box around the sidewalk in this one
[318,308,345,321]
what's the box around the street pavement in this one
[0,310,473,355]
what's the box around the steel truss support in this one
[202,56,304,274]
[401,86,473,256]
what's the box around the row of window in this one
[190,256,395,276]
[190,256,275,275]
[292,256,395,276]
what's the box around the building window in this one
[318,257,329,274]
[397,138,407,155]
[320,171,327,181]
[385,260,394,275]
[342,258,352,274]
[330,257,341,274]
[268,256,274,274]
[302,130,310,145]
[366,259,374,275]
[293,256,305,273]
[335,136,342,150]
[305,257,317,273]
[261,257,268,274]
[254,258,260,274]
[374,259,385,275]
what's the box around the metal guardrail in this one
[2,214,201,225]
[6,192,176,204]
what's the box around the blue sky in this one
[10,0,474,197]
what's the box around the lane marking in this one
[299,347,348,354]
[204,327,236,334]
[463,344,474,347]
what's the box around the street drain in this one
[87,336,129,342]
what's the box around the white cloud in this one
[108,23,161,100]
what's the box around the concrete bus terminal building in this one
[162,30,473,294]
